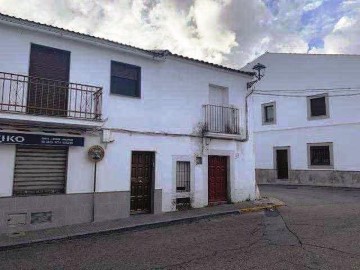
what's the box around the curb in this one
[0,210,240,250]
[258,183,360,190]
[239,204,283,213]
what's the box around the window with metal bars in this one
[308,143,333,167]
[110,61,141,97]
[176,161,191,192]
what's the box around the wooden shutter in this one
[110,61,141,97]
[28,44,70,116]
[13,146,68,196]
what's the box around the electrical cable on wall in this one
[252,86,360,92]
[253,92,360,98]
[251,85,360,98]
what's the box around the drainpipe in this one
[240,62,266,142]
[239,88,255,142]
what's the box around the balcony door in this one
[209,85,228,106]
[28,44,70,116]
[208,85,234,133]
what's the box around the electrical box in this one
[102,129,114,143]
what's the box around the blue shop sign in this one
[0,132,84,147]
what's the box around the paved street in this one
[0,185,359,270]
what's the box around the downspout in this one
[240,62,266,142]
[239,88,254,142]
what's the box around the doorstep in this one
[0,198,285,249]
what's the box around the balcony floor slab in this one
[0,112,104,129]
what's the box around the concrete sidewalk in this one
[0,197,284,249]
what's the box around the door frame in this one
[273,146,291,180]
[207,155,230,204]
[130,151,155,214]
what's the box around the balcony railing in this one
[0,72,102,121]
[203,104,240,135]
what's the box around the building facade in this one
[0,14,257,233]
[244,52,360,188]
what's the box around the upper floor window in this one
[111,61,141,98]
[262,102,276,125]
[307,94,329,119]
[308,142,333,168]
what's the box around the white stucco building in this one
[0,13,257,233]
[244,52,360,188]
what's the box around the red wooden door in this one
[130,152,154,214]
[208,156,228,203]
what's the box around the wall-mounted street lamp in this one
[247,63,266,89]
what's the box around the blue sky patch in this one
[263,0,346,50]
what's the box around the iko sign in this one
[0,132,84,147]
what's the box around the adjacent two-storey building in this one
[244,52,360,188]
[0,13,257,233]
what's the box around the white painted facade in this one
[0,14,256,231]
[243,52,360,187]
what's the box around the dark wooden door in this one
[130,152,154,214]
[28,44,70,116]
[208,156,228,203]
[276,149,289,179]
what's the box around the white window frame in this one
[176,161,191,193]
[172,156,195,199]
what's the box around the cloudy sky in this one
[0,0,359,68]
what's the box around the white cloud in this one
[303,0,323,11]
[333,16,355,32]
[0,0,310,67]
[310,1,360,54]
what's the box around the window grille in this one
[310,145,330,166]
[176,161,191,192]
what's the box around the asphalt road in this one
[0,185,359,270]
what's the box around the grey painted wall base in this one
[94,191,130,222]
[256,169,360,188]
[0,191,131,233]
[153,189,162,214]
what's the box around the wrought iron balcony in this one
[203,104,240,135]
[0,72,102,121]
